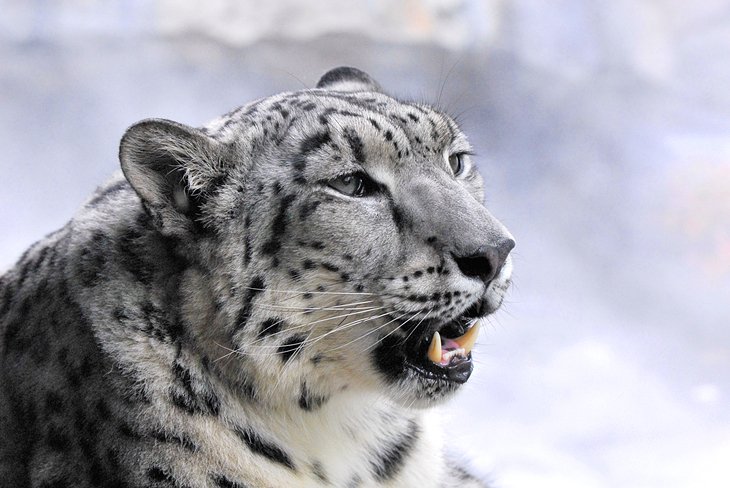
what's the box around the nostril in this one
[499,238,516,263]
[453,238,514,284]
[453,252,495,283]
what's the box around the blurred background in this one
[1,1,729,486]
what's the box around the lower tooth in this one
[443,348,467,362]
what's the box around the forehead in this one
[215,89,468,170]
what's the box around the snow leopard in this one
[0,67,515,487]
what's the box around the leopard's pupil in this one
[449,154,463,175]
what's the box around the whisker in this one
[231,305,388,352]
[360,310,424,355]
[399,306,434,346]
[237,306,386,347]
[326,311,410,353]
[237,285,375,297]
[254,300,376,312]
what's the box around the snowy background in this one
[2,1,729,487]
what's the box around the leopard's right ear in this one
[119,118,223,236]
[316,66,383,93]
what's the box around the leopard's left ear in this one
[316,66,382,93]
[119,118,223,236]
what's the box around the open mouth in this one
[402,302,484,385]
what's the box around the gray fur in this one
[0,67,513,487]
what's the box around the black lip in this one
[405,353,473,384]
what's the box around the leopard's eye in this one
[448,153,465,176]
[328,172,377,197]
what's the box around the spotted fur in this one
[0,67,514,487]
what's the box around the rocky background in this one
[1,1,729,486]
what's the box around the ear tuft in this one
[119,118,221,236]
[316,66,382,93]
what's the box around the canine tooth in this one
[453,320,480,354]
[427,331,442,363]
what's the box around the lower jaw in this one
[404,356,473,384]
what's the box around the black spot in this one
[370,420,420,481]
[262,194,296,256]
[407,113,419,122]
[449,464,480,482]
[384,130,393,141]
[148,466,176,483]
[257,317,282,339]
[46,424,71,451]
[427,267,435,274]
[243,215,252,266]
[278,334,307,363]
[311,461,329,483]
[346,474,363,488]
[310,241,326,250]
[234,427,296,470]
[302,260,316,270]
[288,268,302,282]
[301,102,317,111]
[413,270,423,278]
[300,131,331,155]
[78,231,110,287]
[3,316,26,351]
[96,399,111,420]
[89,458,125,488]
[170,389,198,416]
[45,391,65,415]
[299,383,328,411]
[299,200,322,220]
[426,236,437,244]
[117,229,157,285]
[390,204,406,232]
[38,480,71,488]
[368,118,381,130]
[212,475,248,488]
[151,429,198,452]
[119,421,142,440]
[321,262,339,273]
[170,360,220,416]
[234,276,265,333]
[343,128,366,164]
